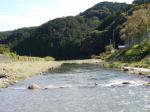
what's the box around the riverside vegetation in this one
[92,1,150,72]
[0,0,150,87]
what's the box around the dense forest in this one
[0,0,149,60]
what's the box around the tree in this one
[120,4,150,45]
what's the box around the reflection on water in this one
[0,64,150,112]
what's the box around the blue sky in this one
[0,0,134,31]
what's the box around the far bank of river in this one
[103,62,150,76]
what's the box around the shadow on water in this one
[48,63,102,74]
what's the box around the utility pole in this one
[109,39,112,45]
[147,24,150,40]
[128,36,130,47]
[113,30,115,49]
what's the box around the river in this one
[0,64,150,112]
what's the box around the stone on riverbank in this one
[146,75,150,78]
[123,68,129,72]
[0,74,7,78]
[0,68,11,79]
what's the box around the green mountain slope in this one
[133,0,150,4]
[105,3,150,68]
[80,2,129,20]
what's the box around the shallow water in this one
[0,64,150,112]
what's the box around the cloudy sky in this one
[0,0,134,31]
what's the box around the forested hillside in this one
[104,2,150,68]
[133,0,150,4]
[0,2,129,59]
[0,1,149,60]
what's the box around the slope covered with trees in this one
[104,2,150,68]
[133,0,150,4]
[120,3,150,46]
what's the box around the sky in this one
[0,0,134,31]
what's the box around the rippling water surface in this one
[0,64,150,112]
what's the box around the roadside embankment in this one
[123,67,150,76]
[102,61,150,76]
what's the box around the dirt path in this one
[0,54,11,63]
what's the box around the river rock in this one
[123,68,129,72]
[0,74,7,78]
[122,81,131,85]
[146,75,150,78]
[139,72,144,76]
[94,83,98,86]
[27,84,41,90]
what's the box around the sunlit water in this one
[0,64,150,112]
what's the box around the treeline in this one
[133,0,150,4]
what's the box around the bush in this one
[6,52,19,60]
[44,56,55,61]
[0,45,10,54]
[105,44,113,53]
[124,42,150,61]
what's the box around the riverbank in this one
[0,59,102,88]
[103,61,150,77]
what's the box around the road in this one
[0,54,11,63]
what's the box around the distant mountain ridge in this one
[80,2,129,20]
[133,0,150,4]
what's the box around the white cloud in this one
[0,15,42,30]
[0,6,61,31]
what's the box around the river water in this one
[0,64,150,112]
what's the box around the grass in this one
[0,46,56,87]
[0,45,10,54]
[0,45,55,62]
[4,52,55,62]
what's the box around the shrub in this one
[6,52,19,60]
[0,45,10,54]
[124,42,150,61]
[105,44,113,53]
[44,56,55,61]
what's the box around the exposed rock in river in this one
[122,81,131,85]
[27,84,41,90]
[146,75,150,78]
